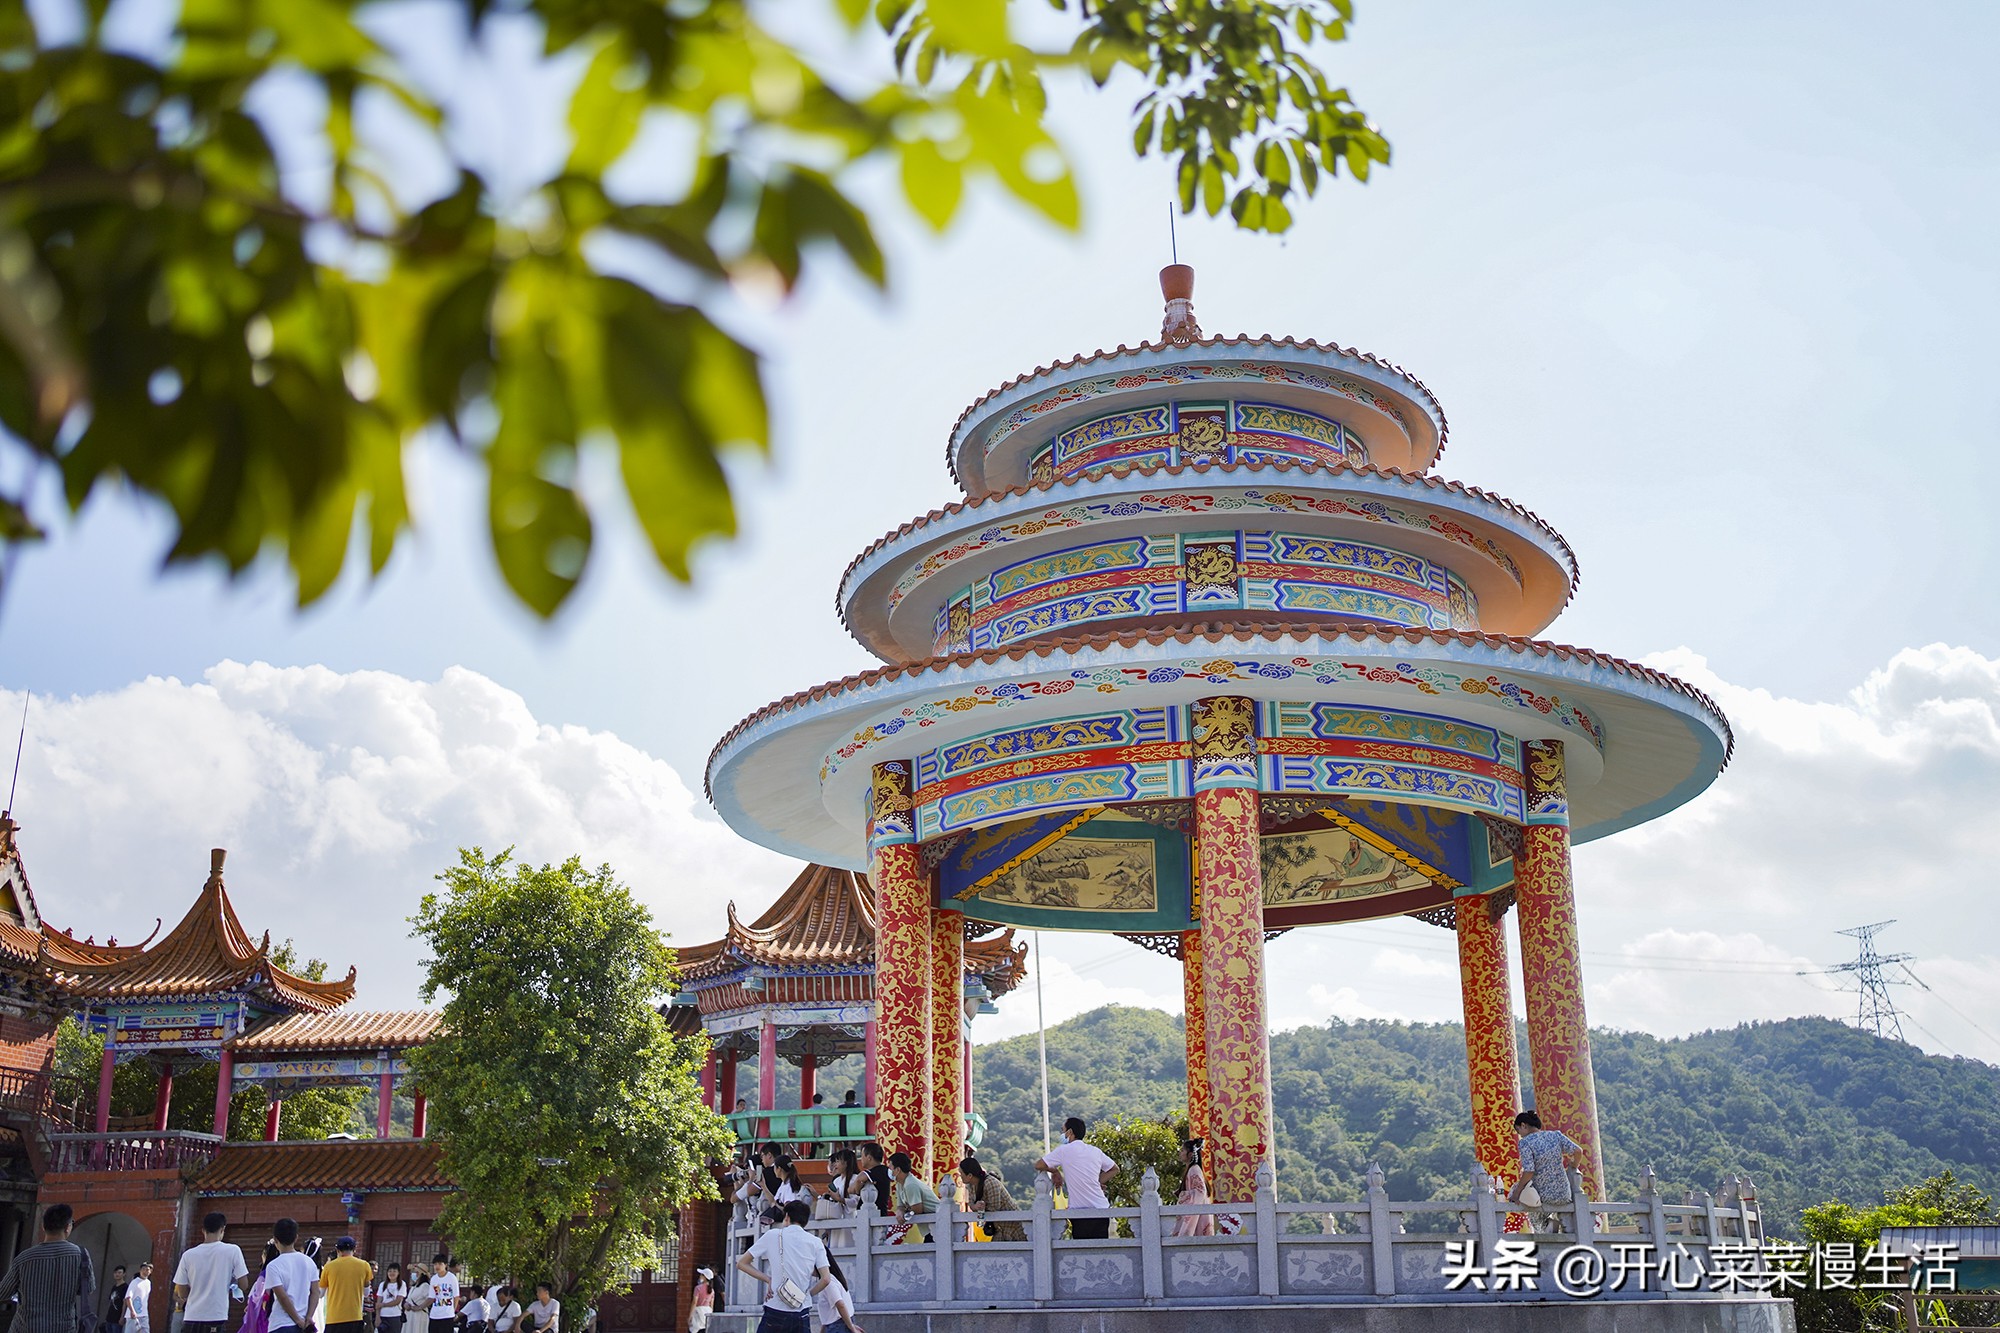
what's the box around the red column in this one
[152,1064,174,1131]
[1182,929,1209,1139]
[377,1068,395,1138]
[93,1045,115,1134]
[757,1020,778,1132]
[869,760,932,1172]
[264,1098,283,1142]
[700,1050,717,1109]
[1455,893,1522,1185]
[862,1020,877,1107]
[962,1037,973,1114]
[213,1050,235,1138]
[411,1092,427,1139]
[930,908,965,1174]
[799,1053,816,1110]
[719,1048,739,1113]
[1191,695,1274,1204]
[1517,739,1605,1197]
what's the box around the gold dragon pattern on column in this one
[1190,694,1274,1204]
[1515,739,1606,1197]
[869,760,933,1173]
[1181,929,1209,1140]
[931,907,965,1175]
[1455,892,1522,1186]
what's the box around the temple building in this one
[705,266,1734,1205]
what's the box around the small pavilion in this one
[57,850,358,1136]
[674,862,1026,1159]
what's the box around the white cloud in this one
[1570,644,2000,1059]
[3,663,792,1006]
[982,947,1181,1043]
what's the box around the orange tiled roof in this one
[944,333,1452,487]
[678,863,1028,996]
[197,1139,448,1194]
[838,458,1579,630]
[230,1010,439,1053]
[52,850,356,1013]
[707,619,1736,783]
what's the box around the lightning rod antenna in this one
[5,691,25,814]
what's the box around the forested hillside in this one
[969,1007,2000,1235]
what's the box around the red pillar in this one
[1182,929,1209,1139]
[264,1098,283,1142]
[93,1045,114,1134]
[411,1092,427,1139]
[863,1020,877,1107]
[869,759,932,1173]
[377,1068,395,1138]
[719,1048,739,1112]
[757,1020,778,1132]
[931,908,965,1173]
[1517,739,1605,1197]
[799,1053,816,1110]
[1456,893,1523,1185]
[151,1064,174,1131]
[963,1037,973,1114]
[213,1050,235,1138]
[700,1050,717,1109]
[1191,695,1274,1204]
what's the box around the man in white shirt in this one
[460,1291,489,1333]
[123,1262,154,1333]
[488,1287,520,1333]
[734,1201,830,1333]
[1033,1116,1118,1240]
[173,1212,250,1333]
[261,1221,319,1333]
[522,1285,558,1333]
[424,1256,457,1333]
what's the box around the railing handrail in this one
[723,1163,1768,1312]
[49,1129,226,1143]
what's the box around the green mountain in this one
[967,1006,2000,1235]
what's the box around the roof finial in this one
[1160,263,1201,346]
[210,847,227,877]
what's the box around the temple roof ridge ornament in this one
[676,861,1027,996]
[1160,264,1202,346]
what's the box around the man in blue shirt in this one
[1506,1110,1583,1233]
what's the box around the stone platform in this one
[710,1298,1796,1333]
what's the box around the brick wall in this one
[0,1012,56,1078]
[39,1170,183,1330]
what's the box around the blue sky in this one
[3,0,1998,1060]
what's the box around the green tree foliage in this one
[49,941,365,1140]
[970,1007,2000,1237]
[1791,1174,1997,1333]
[407,847,731,1303]
[0,0,1388,613]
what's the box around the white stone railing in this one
[724,1163,1769,1309]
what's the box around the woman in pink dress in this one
[1172,1139,1215,1237]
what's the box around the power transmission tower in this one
[1798,920,1919,1041]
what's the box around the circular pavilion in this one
[706,269,1733,1205]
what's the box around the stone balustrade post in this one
[1740,1173,1763,1244]
[1255,1160,1279,1298]
[1639,1165,1676,1297]
[1032,1169,1056,1302]
[1570,1167,1596,1247]
[1367,1163,1394,1297]
[1474,1167,1500,1253]
[1139,1166,1164,1299]
[1719,1175,1742,1240]
[935,1173,957,1303]
[854,1183,877,1305]
[1699,1187,1720,1250]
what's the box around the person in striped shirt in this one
[0,1204,95,1333]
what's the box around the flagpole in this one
[1034,929,1051,1151]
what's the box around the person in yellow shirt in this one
[317,1238,373,1333]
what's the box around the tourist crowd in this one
[0,1210,586,1333]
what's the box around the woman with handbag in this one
[956,1158,1024,1242]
